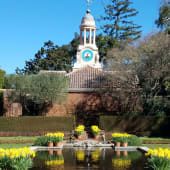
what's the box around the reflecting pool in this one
[30,148,146,170]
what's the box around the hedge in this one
[0,116,75,132]
[99,116,170,137]
[0,91,3,116]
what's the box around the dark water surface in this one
[30,148,146,170]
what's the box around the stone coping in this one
[115,146,149,152]
[30,144,149,153]
[30,146,63,151]
[138,146,149,153]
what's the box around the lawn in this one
[0,136,39,144]
[140,137,170,140]
[0,143,32,148]
[0,136,39,140]
[143,144,170,149]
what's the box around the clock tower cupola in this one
[73,4,102,71]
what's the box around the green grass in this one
[140,137,170,140]
[0,136,39,140]
[143,144,170,149]
[0,143,32,149]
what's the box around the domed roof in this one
[81,10,96,27]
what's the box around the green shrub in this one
[0,91,3,116]
[99,116,170,137]
[0,148,34,170]
[127,135,142,146]
[146,156,170,170]
[143,97,169,117]
[0,116,75,132]
[34,136,49,146]
[4,73,69,116]
[0,69,5,89]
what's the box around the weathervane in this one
[86,0,93,10]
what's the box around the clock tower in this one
[73,9,102,71]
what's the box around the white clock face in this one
[82,49,93,62]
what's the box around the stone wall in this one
[46,91,141,116]
[2,90,141,117]
[2,90,22,117]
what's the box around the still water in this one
[30,148,146,170]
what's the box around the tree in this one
[96,34,116,62]
[16,40,72,74]
[100,0,142,41]
[69,33,80,64]
[137,32,170,98]
[5,73,69,115]
[16,33,80,75]
[101,42,140,115]
[0,69,5,89]
[105,32,170,116]
[155,0,170,33]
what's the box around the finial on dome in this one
[87,9,91,14]
[86,0,93,10]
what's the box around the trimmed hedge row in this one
[0,91,3,116]
[0,116,75,132]
[99,116,170,137]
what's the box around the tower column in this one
[80,30,83,44]
[89,28,92,44]
[93,30,96,45]
[84,29,86,45]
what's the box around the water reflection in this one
[112,151,131,170]
[75,149,101,168]
[45,150,64,169]
[76,149,85,162]
[31,148,146,170]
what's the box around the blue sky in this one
[0,0,160,74]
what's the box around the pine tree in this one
[155,0,170,33]
[101,0,142,40]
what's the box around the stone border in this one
[30,144,149,152]
[138,146,149,153]
[114,146,149,152]
[30,146,63,151]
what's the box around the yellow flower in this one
[76,149,85,161]
[112,133,131,138]
[45,132,64,138]
[0,147,36,159]
[75,125,85,132]
[91,125,100,132]
[145,148,170,159]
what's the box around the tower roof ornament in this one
[86,0,93,11]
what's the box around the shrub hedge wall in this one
[0,116,75,132]
[99,116,170,137]
[0,91,3,116]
